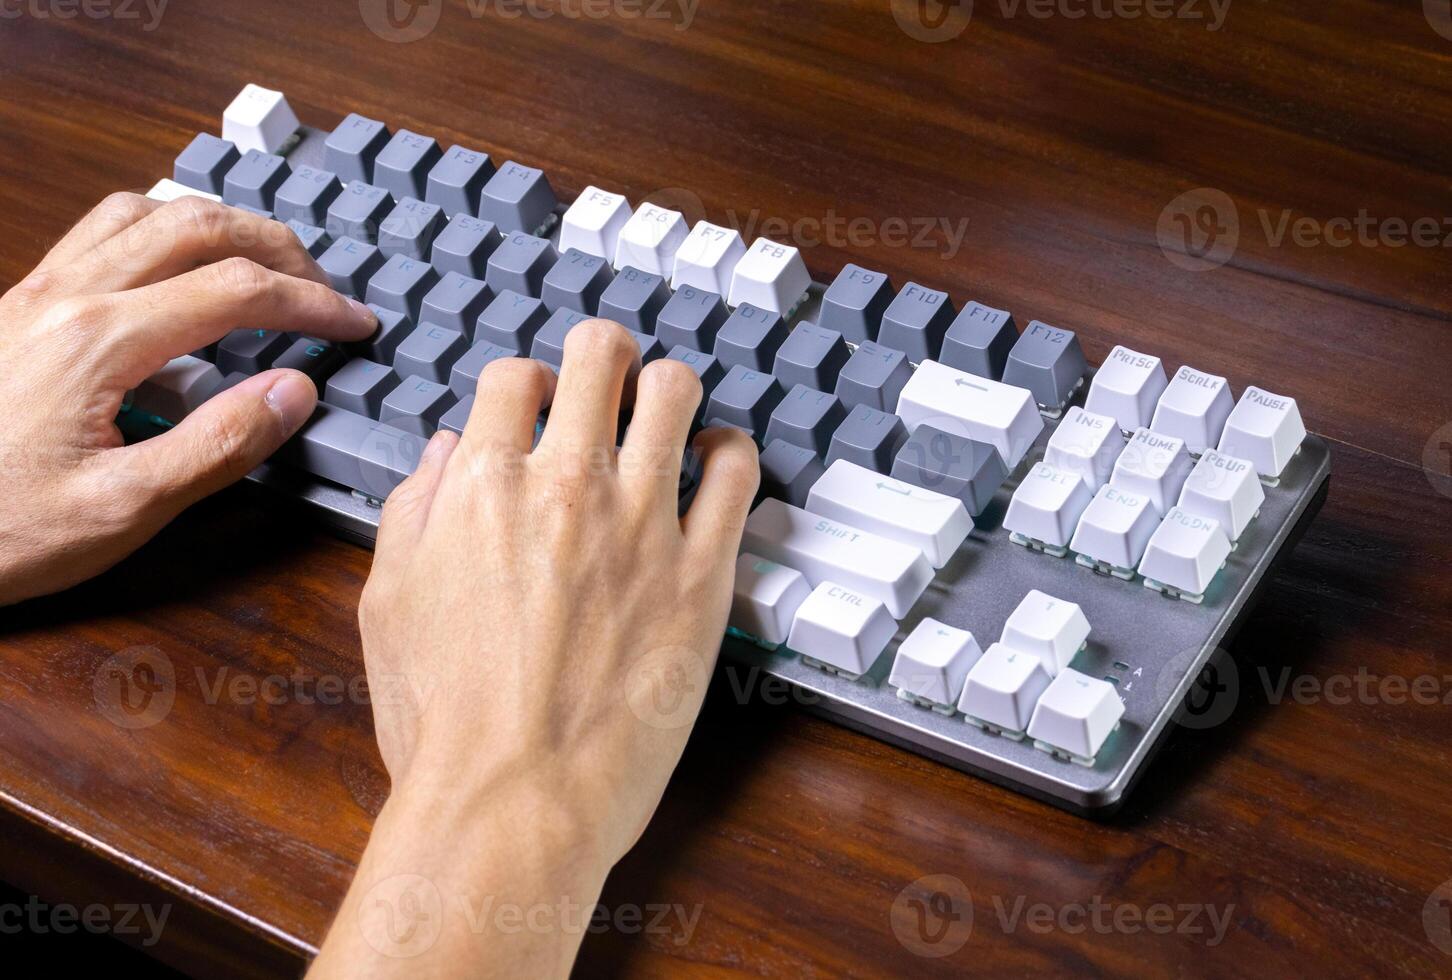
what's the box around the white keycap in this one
[729,553,811,647]
[671,221,747,295]
[1069,485,1160,572]
[741,498,933,618]
[1044,406,1122,490]
[222,83,300,155]
[889,619,983,707]
[146,178,222,204]
[1109,427,1193,517]
[1084,345,1167,431]
[1000,590,1090,677]
[895,359,1044,469]
[1177,449,1264,543]
[612,203,688,275]
[806,459,971,569]
[1151,366,1234,453]
[1217,386,1306,479]
[1027,669,1124,760]
[727,237,811,315]
[957,643,1051,734]
[132,355,224,422]
[1138,506,1232,598]
[559,186,631,260]
[1003,462,1093,550]
[786,582,897,676]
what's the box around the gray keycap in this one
[759,439,826,508]
[826,404,909,473]
[449,342,518,399]
[819,263,895,344]
[476,289,549,350]
[1001,320,1087,410]
[485,232,557,298]
[374,129,442,202]
[358,305,413,363]
[420,272,491,335]
[427,145,495,216]
[319,237,385,298]
[940,302,1017,380]
[655,286,727,353]
[665,345,725,400]
[174,133,239,195]
[217,329,290,375]
[285,219,331,257]
[704,365,784,439]
[878,282,955,363]
[274,337,347,384]
[381,375,456,436]
[282,403,425,500]
[891,425,1007,515]
[326,182,395,244]
[379,197,445,260]
[393,323,468,384]
[430,214,502,279]
[232,203,273,218]
[273,166,343,227]
[530,308,593,368]
[439,394,475,435]
[597,266,669,333]
[325,358,399,417]
[764,384,846,458]
[478,161,557,234]
[222,150,290,211]
[632,330,664,363]
[713,303,788,373]
[773,323,850,392]
[324,113,391,184]
[541,248,614,314]
[834,341,912,412]
[366,255,439,320]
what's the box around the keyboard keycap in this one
[146,178,221,204]
[1110,427,1193,517]
[758,440,825,508]
[834,341,912,413]
[729,553,812,648]
[728,238,811,316]
[826,405,909,474]
[380,375,456,436]
[786,581,898,677]
[1003,462,1094,553]
[560,186,631,259]
[1000,590,1089,677]
[541,248,614,314]
[374,129,442,202]
[529,308,593,368]
[173,133,239,195]
[806,459,970,568]
[671,220,746,295]
[1026,669,1124,760]
[282,403,426,499]
[895,359,1043,469]
[889,619,983,708]
[393,324,468,385]
[420,272,492,336]
[1176,449,1263,543]
[222,84,299,154]
[939,302,1017,380]
[655,287,728,353]
[742,498,932,618]
[773,323,851,393]
[426,145,495,216]
[430,214,502,279]
[664,346,725,404]
[476,290,549,350]
[133,355,223,421]
[818,263,894,344]
[326,181,395,244]
[957,644,1051,736]
[1138,506,1232,599]
[1044,406,1122,491]
[439,394,475,436]
[324,112,391,184]
[713,304,788,374]
[878,283,955,363]
[217,328,291,375]
[378,197,445,260]
[704,365,784,437]
[597,266,670,333]
[764,385,846,457]
[1069,485,1159,574]
[449,341,519,399]
[1151,366,1233,453]
[1217,387,1306,478]
[319,237,385,298]
[358,305,412,364]
[367,255,439,320]
[486,232,558,299]
[1001,320,1087,412]
[1084,345,1167,431]
[479,161,557,234]
[613,203,688,276]
[890,425,1007,516]
[274,338,346,385]
[324,358,399,417]
[222,150,290,211]
[273,166,343,227]
[285,219,331,257]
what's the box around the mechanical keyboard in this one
[128,84,1331,814]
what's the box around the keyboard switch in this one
[786,582,898,679]
[479,161,558,235]
[597,267,670,333]
[1085,345,1167,431]
[672,220,747,295]
[222,150,289,211]
[1044,406,1122,491]
[765,385,845,457]
[878,283,955,363]
[758,440,825,509]
[560,186,631,259]
[728,238,811,316]
[807,459,970,569]
[729,554,811,648]
[1003,462,1094,556]
[957,644,1051,738]
[1217,387,1306,480]
[835,342,912,413]
[426,145,495,216]
[1151,366,1234,453]
[1138,507,1232,601]
[1027,669,1124,762]
[324,113,391,184]
[655,287,728,353]
[825,405,908,474]
[374,130,442,202]
[1176,449,1264,543]
[379,198,446,260]
[818,264,894,343]
[612,203,688,276]
[173,133,240,195]
[1110,427,1193,517]
[1000,590,1089,677]
[318,237,385,298]
[273,166,343,227]
[1069,486,1159,577]
[1001,320,1087,414]
[940,302,1017,380]
[889,619,984,710]
[704,366,784,438]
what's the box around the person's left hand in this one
[0,192,378,605]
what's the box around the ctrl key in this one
[785,581,898,680]
[281,403,427,501]
[1026,669,1125,764]
[728,553,811,650]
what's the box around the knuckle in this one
[212,255,273,300]
[42,295,106,333]
[94,191,151,225]
[164,193,228,234]
[479,356,545,396]
[565,317,637,364]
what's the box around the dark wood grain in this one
[2,1,1451,975]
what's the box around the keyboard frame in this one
[236,125,1332,816]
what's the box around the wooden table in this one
[3,1,1450,975]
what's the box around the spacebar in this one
[278,404,427,499]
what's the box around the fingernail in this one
[265,373,317,434]
[347,296,378,330]
[422,430,457,463]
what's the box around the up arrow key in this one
[807,459,972,569]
